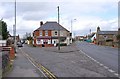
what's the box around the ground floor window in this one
[36,39,40,44]
[44,42,48,44]
[36,39,43,44]
[43,39,51,44]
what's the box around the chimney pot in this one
[40,21,43,26]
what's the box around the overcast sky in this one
[0,0,119,38]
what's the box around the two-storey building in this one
[33,21,71,47]
[96,26,118,46]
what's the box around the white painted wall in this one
[0,40,6,46]
[41,39,43,44]
[52,39,58,44]
[91,34,96,41]
[48,40,51,44]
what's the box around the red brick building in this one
[33,21,71,47]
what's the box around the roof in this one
[35,21,69,32]
[98,31,118,35]
[88,32,96,37]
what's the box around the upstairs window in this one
[40,31,42,36]
[55,31,57,35]
[45,31,48,36]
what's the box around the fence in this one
[0,46,15,74]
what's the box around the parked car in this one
[17,43,23,47]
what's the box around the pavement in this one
[5,48,43,77]
[43,43,79,53]
[21,43,118,77]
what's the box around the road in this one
[76,41,118,73]
[20,44,117,77]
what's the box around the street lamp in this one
[71,19,76,43]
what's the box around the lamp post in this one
[14,0,17,53]
[71,19,76,43]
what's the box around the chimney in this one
[40,21,43,27]
[97,26,100,32]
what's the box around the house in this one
[96,26,118,46]
[75,36,84,41]
[86,32,96,43]
[33,21,71,47]
[8,35,20,43]
[91,33,97,44]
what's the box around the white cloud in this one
[0,0,119,2]
[73,17,118,36]
[0,0,118,38]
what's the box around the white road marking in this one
[71,61,76,63]
[104,66,108,69]
[108,69,115,73]
[99,64,103,66]
[79,49,119,77]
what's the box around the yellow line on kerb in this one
[20,49,57,79]
[29,57,57,79]
[41,66,57,79]
[37,63,57,79]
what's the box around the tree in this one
[0,20,2,35]
[0,20,9,40]
[23,32,33,40]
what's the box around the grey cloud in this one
[16,2,52,13]
[2,2,57,20]
[22,11,49,21]
[16,2,57,20]
[2,2,14,19]
[1,1,118,37]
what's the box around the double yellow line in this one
[20,48,57,79]
[38,63,57,79]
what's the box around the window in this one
[103,35,107,39]
[45,31,48,36]
[37,39,40,44]
[55,31,57,35]
[40,31,42,36]
[54,41,56,44]
[61,32,63,36]
[44,42,48,44]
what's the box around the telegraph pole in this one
[58,6,60,50]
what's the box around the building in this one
[33,21,71,47]
[96,26,118,46]
[75,36,84,41]
[8,35,20,43]
[91,33,97,44]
